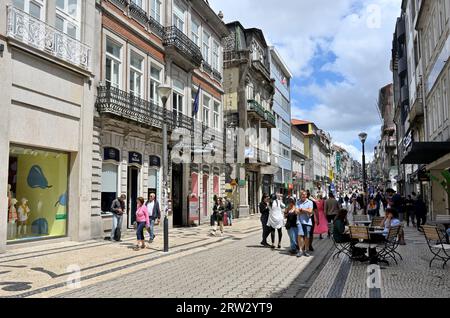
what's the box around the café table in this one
[354,221,372,226]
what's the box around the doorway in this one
[172,163,184,227]
[247,171,258,215]
[127,166,139,228]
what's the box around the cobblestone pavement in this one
[305,226,450,298]
[0,217,264,298]
[59,233,333,298]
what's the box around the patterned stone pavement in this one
[305,226,450,298]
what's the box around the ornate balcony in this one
[110,0,129,9]
[212,69,222,82]
[247,99,266,121]
[96,85,194,132]
[262,111,276,128]
[224,50,250,68]
[6,5,91,71]
[252,59,271,82]
[148,15,164,38]
[129,2,148,25]
[202,61,213,75]
[163,26,203,71]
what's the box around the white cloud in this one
[208,0,402,159]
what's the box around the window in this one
[282,146,290,158]
[173,1,185,33]
[173,92,184,116]
[213,101,220,130]
[105,38,122,88]
[13,0,45,20]
[212,40,219,71]
[129,51,144,98]
[151,0,161,23]
[7,145,69,243]
[131,0,143,9]
[55,0,80,39]
[101,163,118,213]
[203,95,210,126]
[191,20,200,47]
[150,65,162,105]
[202,31,210,64]
[192,87,199,120]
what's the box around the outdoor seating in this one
[422,225,450,269]
[330,231,353,259]
[353,215,371,226]
[349,226,377,250]
[371,216,384,227]
[377,225,402,265]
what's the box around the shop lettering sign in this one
[104,147,120,162]
[128,152,142,165]
[149,155,161,167]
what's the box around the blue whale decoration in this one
[55,192,67,207]
[27,165,52,189]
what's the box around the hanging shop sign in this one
[103,147,120,162]
[149,155,161,167]
[128,152,142,166]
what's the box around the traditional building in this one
[92,0,229,234]
[1,0,96,252]
[223,21,276,216]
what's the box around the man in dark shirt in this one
[110,194,126,242]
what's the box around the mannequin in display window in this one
[7,198,18,239]
[17,198,31,236]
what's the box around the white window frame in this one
[13,0,46,20]
[212,39,220,71]
[129,50,145,98]
[131,0,144,10]
[213,100,220,131]
[105,37,123,89]
[191,19,200,47]
[173,1,186,33]
[151,0,162,23]
[149,61,163,105]
[173,91,184,116]
[202,94,211,127]
[55,0,81,39]
[202,30,211,64]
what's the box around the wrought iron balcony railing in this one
[110,0,129,9]
[247,99,267,121]
[148,15,164,38]
[6,5,91,71]
[202,61,213,74]
[163,26,203,68]
[129,2,148,25]
[212,69,222,82]
[265,111,276,127]
[224,50,250,63]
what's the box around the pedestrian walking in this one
[211,197,225,236]
[259,193,271,247]
[405,195,416,227]
[225,197,233,226]
[368,198,378,220]
[145,193,161,243]
[307,191,318,252]
[285,197,299,255]
[314,194,328,239]
[267,194,285,249]
[133,197,149,251]
[296,191,314,258]
[415,194,428,232]
[110,194,126,242]
[325,192,340,237]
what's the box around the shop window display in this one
[7,146,68,242]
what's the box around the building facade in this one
[291,122,308,196]
[1,0,96,252]
[92,0,229,234]
[268,47,293,196]
[223,21,276,216]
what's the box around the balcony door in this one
[173,0,186,33]
[13,0,45,20]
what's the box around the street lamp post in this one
[301,159,305,191]
[359,132,368,214]
[158,84,172,253]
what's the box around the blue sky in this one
[209,0,402,162]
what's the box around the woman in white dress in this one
[267,194,285,249]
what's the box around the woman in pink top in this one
[134,197,150,251]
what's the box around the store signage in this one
[403,130,413,152]
[104,147,120,162]
[149,155,161,167]
[128,152,142,165]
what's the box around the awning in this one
[401,142,450,164]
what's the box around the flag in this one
[193,85,201,116]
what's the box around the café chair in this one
[423,225,450,269]
[377,225,402,265]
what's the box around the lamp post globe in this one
[158,84,172,253]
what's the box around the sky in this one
[209,0,402,163]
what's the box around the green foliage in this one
[429,170,450,195]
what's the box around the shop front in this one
[7,145,69,243]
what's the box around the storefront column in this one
[0,39,12,253]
